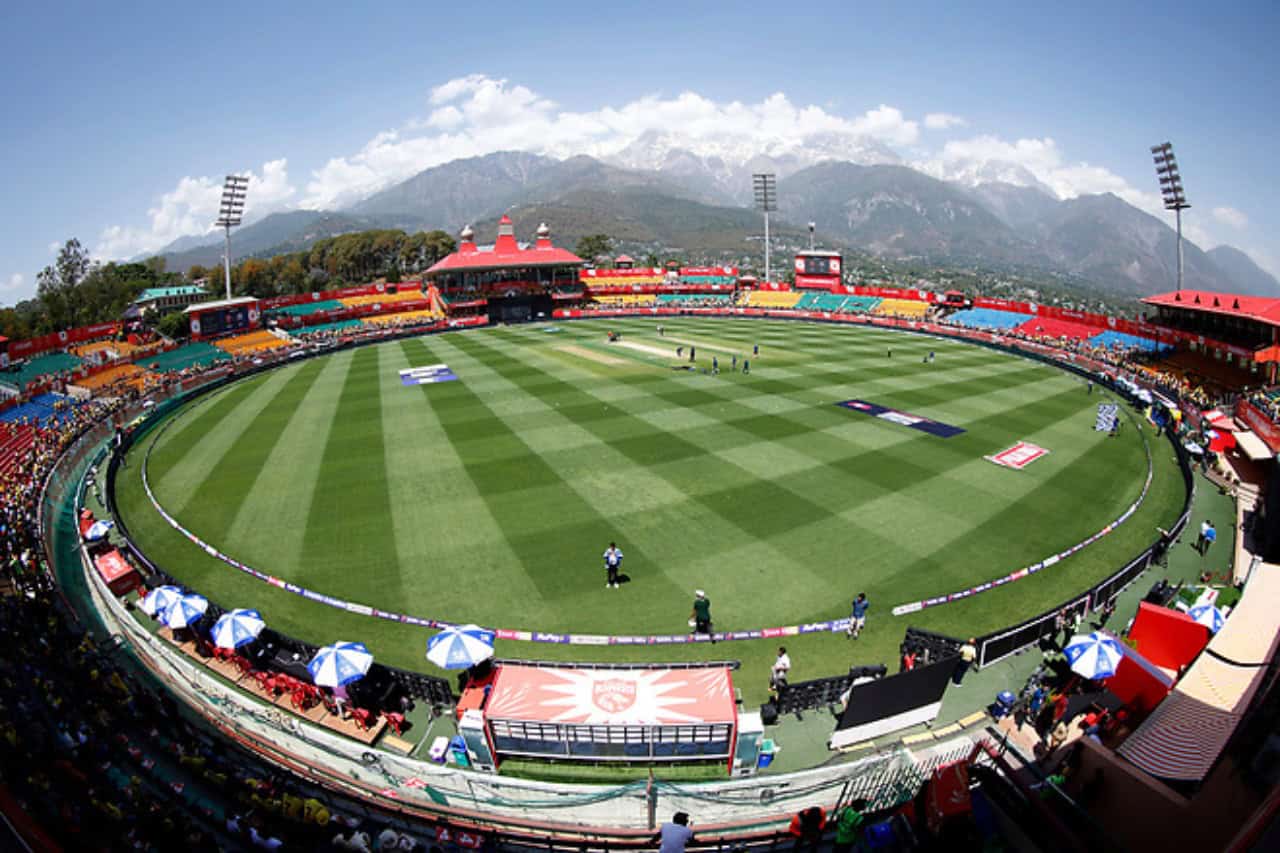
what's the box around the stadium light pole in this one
[1151,143,1190,294]
[808,221,816,251]
[216,175,250,301]
[752,173,777,283]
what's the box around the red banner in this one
[1235,399,1280,453]
[7,322,121,359]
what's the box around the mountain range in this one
[155,151,1280,299]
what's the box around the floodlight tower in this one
[1151,143,1190,294]
[752,173,777,283]
[216,175,250,300]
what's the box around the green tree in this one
[575,234,613,264]
[154,310,189,341]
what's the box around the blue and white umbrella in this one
[163,593,208,629]
[84,519,114,542]
[1188,603,1225,634]
[308,641,374,687]
[140,585,182,617]
[427,624,496,670]
[210,608,265,649]
[1063,632,1125,680]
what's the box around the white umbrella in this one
[1187,603,1225,634]
[426,624,496,670]
[140,585,182,617]
[1063,632,1125,680]
[84,519,114,542]
[210,608,265,649]
[308,641,374,687]
[1183,440,1204,456]
[163,593,208,629]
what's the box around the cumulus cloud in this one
[1211,206,1248,229]
[96,159,296,261]
[301,76,921,208]
[2,273,24,293]
[924,112,966,130]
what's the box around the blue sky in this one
[2,0,1277,304]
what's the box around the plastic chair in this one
[350,707,373,731]
[382,712,406,736]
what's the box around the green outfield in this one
[114,317,1186,703]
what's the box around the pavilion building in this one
[425,217,584,323]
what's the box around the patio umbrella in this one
[139,585,182,617]
[1187,603,1225,634]
[210,608,265,649]
[1063,632,1125,680]
[163,593,208,629]
[1183,440,1204,456]
[426,624,496,670]
[83,519,114,542]
[1135,389,1153,404]
[308,641,374,687]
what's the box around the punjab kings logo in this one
[592,678,637,714]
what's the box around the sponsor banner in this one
[986,441,1050,470]
[1235,398,1280,453]
[836,399,966,438]
[400,364,458,385]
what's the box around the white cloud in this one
[924,112,967,130]
[300,77,921,208]
[2,273,24,293]
[46,241,60,255]
[1211,206,1248,230]
[95,159,296,261]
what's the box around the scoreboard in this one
[187,297,260,340]
[794,251,843,290]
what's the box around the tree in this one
[643,252,661,269]
[187,264,208,283]
[154,310,189,341]
[36,239,94,332]
[575,234,613,264]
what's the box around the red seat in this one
[350,707,373,731]
[382,712,406,736]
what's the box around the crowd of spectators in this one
[0,392,453,853]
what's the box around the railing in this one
[36,309,1201,841]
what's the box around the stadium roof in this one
[426,216,583,275]
[183,296,259,314]
[133,285,209,304]
[1142,290,1280,329]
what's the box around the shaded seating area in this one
[945,307,1034,330]
[140,342,232,374]
[744,290,802,309]
[873,297,930,319]
[0,393,82,428]
[1011,315,1102,341]
[214,330,292,356]
[359,308,443,327]
[267,299,345,318]
[338,289,426,309]
[0,350,83,392]
[1089,330,1170,353]
[74,363,153,393]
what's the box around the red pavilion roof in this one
[1142,290,1280,329]
[426,216,584,275]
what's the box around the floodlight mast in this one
[215,175,250,300]
[752,174,777,283]
[1151,143,1190,294]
